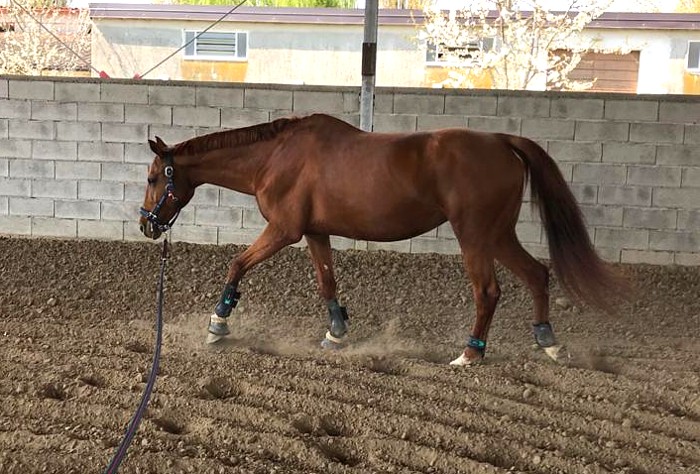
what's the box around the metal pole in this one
[360,0,378,132]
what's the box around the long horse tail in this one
[503,134,627,312]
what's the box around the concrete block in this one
[0,216,31,235]
[189,184,219,206]
[147,126,196,145]
[102,123,148,144]
[599,185,652,207]
[675,253,700,266]
[33,140,78,161]
[684,124,700,144]
[497,96,550,118]
[149,84,195,106]
[620,249,674,265]
[243,208,267,228]
[547,141,602,163]
[221,109,270,129]
[659,101,700,124]
[653,188,700,209]
[394,93,444,115]
[602,142,656,164]
[9,160,53,179]
[31,102,77,121]
[0,196,6,215]
[569,184,598,204]
[436,222,455,239]
[244,89,293,110]
[125,143,154,164]
[196,127,223,137]
[516,221,542,243]
[678,210,700,231]
[629,123,684,144]
[125,105,172,125]
[32,179,77,199]
[649,231,699,253]
[78,220,124,240]
[580,205,623,227]
[410,237,460,254]
[220,189,257,208]
[123,221,145,241]
[293,91,345,113]
[0,139,32,158]
[9,79,53,100]
[373,114,417,133]
[168,206,194,225]
[604,99,658,121]
[329,114,360,128]
[0,100,30,119]
[101,201,140,221]
[374,93,394,113]
[0,119,6,139]
[0,177,30,196]
[367,240,412,253]
[195,86,244,108]
[656,145,698,166]
[623,208,677,230]
[171,224,217,244]
[550,97,604,119]
[329,236,355,251]
[195,207,242,227]
[0,79,7,98]
[78,103,124,122]
[56,162,100,180]
[172,106,220,127]
[57,122,101,142]
[55,82,100,102]
[10,197,53,216]
[8,120,54,140]
[0,159,7,177]
[56,200,100,219]
[343,92,360,114]
[575,120,629,141]
[626,166,681,187]
[100,83,148,104]
[682,168,700,188]
[124,183,145,202]
[101,163,147,183]
[32,217,76,238]
[79,181,124,200]
[417,115,467,131]
[78,142,124,162]
[572,163,626,185]
[595,227,648,250]
[444,95,497,116]
[521,118,575,140]
[217,228,259,245]
[522,243,550,260]
[467,116,521,134]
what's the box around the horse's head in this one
[139,137,193,240]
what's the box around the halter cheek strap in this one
[140,155,181,232]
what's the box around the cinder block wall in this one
[1,76,698,265]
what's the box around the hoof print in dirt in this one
[151,417,186,435]
[124,340,150,354]
[39,383,68,401]
[199,377,241,400]
[316,440,359,467]
[291,415,315,435]
[363,356,406,376]
[78,374,104,388]
[319,414,349,437]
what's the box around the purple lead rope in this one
[103,238,168,473]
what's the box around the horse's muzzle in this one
[140,220,162,240]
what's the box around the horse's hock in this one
[0,75,698,266]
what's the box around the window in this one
[183,31,248,61]
[426,38,494,66]
[688,41,700,71]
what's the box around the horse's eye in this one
[147,177,157,185]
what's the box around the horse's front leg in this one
[305,234,349,350]
[207,224,299,343]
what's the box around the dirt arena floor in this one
[0,236,698,474]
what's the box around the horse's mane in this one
[171,116,301,156]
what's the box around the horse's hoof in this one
[320,331,346,350]
[206,314,230,344]
[543,344,570,364]
[449,353,481,366]
[206,332,226,344]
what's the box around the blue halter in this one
[139,155,181,233]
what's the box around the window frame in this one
[687,40,700,72]
[182,30,248,62]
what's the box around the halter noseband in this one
[139,154,181,233]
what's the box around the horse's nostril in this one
[140,223,146,234]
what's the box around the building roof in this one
[88,4,700,30]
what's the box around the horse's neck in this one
[187,145,267,195]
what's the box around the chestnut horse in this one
[139,113,622,365]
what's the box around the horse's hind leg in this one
[494,231,564,361]
[305,234,349,349]
[207,224,299,343]
[450,247,501,366]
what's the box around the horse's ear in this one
[148,138,161,155]
[149,136,169,156]
[155,136,167,148]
